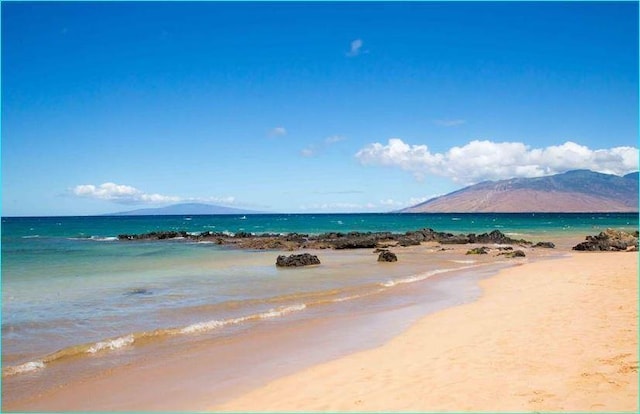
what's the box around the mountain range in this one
[109,170,638,215]
[402,170,638,213]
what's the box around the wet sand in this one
[216,252,638,412]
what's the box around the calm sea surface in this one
[1,213,637,391]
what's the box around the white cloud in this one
[300,147,315,157]
[346,39,363,57]
[356,139,639,184]
[407,196,431,206]
[433,119,466,127]
[269,126,287,137]
[301,135,346,158]
[72,182,236,206]
[72,183,180,204]
[325,135,345,144]
[379,199,403,207]
[196,196,236,205]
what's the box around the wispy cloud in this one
[325,135,345,144]
[300,147,315,157]
[71,182,236,206]
[268,126,287,137]
[433,119,466,127]
[313,190,364,195]
[356,139,639,184]
[346,39,364,57]
[379,196,433,209]
[301,135,346,157]
[299,202,376,212]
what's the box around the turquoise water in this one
[3,212,638,239]
[2,213,637,380]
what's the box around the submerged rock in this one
[573,229,639,252]
[377,251,398,262]
[499,250,526,258]
[125,288,152,296]
[466,247,490,255]
[276,253,321,267]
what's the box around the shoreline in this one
[215,251,638,412]
[3,243,548,412]
[3,241,637,412]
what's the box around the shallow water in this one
[1,213,636,409]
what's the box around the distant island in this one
[109,203,264,216]
[402,170,639,213]
[108,170,638,216]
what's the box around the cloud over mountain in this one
[72,182,235,206]
[356,139,639,184]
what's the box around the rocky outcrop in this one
[499,250,526,258]
[377,250,398,262]
[276,253,321,267]
[118,231,188,240]
[332,236,379,249]
[573,229,639,252]
[533,241,555,248]
[467,247,490,255]
[117,228,537,251]
[439,230,531,245]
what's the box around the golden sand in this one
[216,252,638,412]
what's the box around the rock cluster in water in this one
[377,250,398,262]
[572,229,639,252]
[117,228,537,251]
[276,253,321,267]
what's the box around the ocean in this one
[2,212,638,408]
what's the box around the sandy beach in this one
[216,251,638,412]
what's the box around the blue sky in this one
[2,1,638,216]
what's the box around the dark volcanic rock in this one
[466,246,490,255]
[116,227,540,251]
[439,234,472,244]
[332,236,378,249]
[397,236,422,247]
[533,241,555,248]
[377,251,398,262]
[499,250,526,258]
[118,231,187,240]
[276,253,321,267]
[573,229,639,252]
[475,230,530,245]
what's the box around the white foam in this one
[22,235,41,239]
[180,304,307,334]
[180,319,225,334]
[90,236,118,241]
[87,335,134,354]
[332,294,363,303]
[451,260,476,264]
[380,266,477,288]
[259,304,306,319]
[4,360,45,376]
